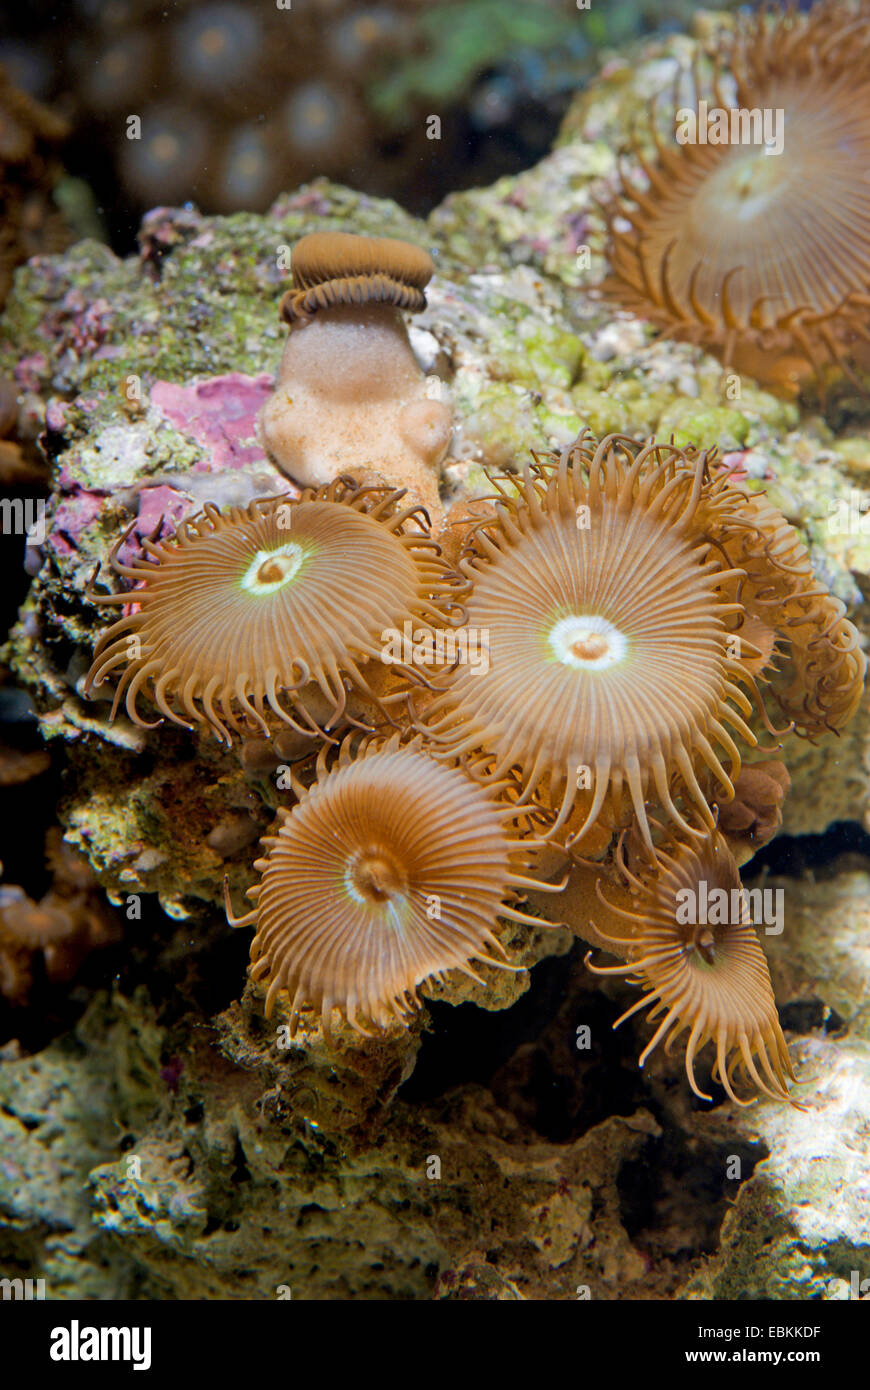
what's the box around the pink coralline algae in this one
[49,486,202,566]
[43,400,69,435]
[14,353,49,392]
[151,373,273,471]
[115,486,195,569]
[720,451,775,483]
[39,376,278,570]
[132,485,193,538]
[48,492,105,557]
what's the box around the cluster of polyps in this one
[82,234,865,1107]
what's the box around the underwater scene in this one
[0,0,869,1333]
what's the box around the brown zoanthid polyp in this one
[601,0,870,394]
[419,431,761,848]
[83,478,460,745]
[225,732,565,1038]
[586,824,798,1106]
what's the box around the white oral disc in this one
[240,542,307,596]
[548,614,628,671]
